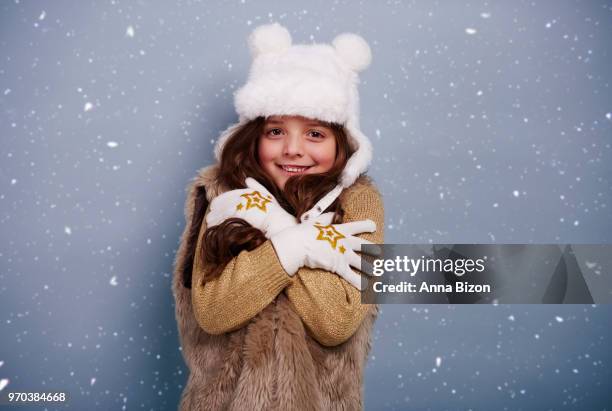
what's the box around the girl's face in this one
[258,115,337,190]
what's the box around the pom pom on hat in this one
[248,23,292,58]
[332,33,372,72]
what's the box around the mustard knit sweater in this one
[191,178,384,347]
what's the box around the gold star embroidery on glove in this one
[313,223,346,250]
[240,190,271,212]
[236,203,243,211]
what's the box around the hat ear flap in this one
[248,23,292,58]
[332,33,372,72]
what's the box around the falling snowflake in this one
[126,26,135,37]
[109,276,118,286]
[465,28,477,35]
[84,102,93,112]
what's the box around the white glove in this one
[205,177,297,238]
[270,213,379,290]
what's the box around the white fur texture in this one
[332,33,372,72]
[235,44,353,124]
[248,23,292,57]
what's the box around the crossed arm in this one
[190,182,384,346]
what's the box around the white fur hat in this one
[214,23,373,222]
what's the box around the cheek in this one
[258,139,279,166]
[310,141,337,171]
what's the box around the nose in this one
[283,133,304,157]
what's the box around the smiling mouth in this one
[277,164,313,174]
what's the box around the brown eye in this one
[267,128,283,136]
[308,130,324,139]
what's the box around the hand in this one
[205,178,297,238]
[270,213,379,290]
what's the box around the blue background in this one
[1,0,611,409]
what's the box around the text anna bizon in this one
[372,281,491,293]
[368,255,491,294]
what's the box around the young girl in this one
[172,23,384,410]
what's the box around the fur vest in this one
[172,165,379,410]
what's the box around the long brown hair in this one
[198,116,354,284]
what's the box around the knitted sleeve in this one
[190,180,384,341]
[190,215,292,335]
[284,180,385,347]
